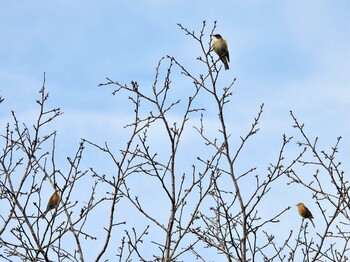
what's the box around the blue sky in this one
[1,1,349,260]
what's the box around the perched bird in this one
[296,203,315,227]
[212,34,230,70]
[41,191,60,218]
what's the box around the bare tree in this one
[1,22,348,262]
[283,112,350,261]
[0,75,129,261]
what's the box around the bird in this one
[296,203,315,227]
[41,191,60,218]
[212,34,230,70]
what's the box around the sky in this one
[1,1,349,260]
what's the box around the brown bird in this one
[296,203,315,227]
[212,34,230,70]
[41,191,60,218]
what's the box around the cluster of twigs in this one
[0,22,348,261]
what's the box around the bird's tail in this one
[224,61,229,70]
[309,218,315,227]
[221,57,229,70]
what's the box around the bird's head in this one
[213,34,223,40]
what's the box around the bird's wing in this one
[304,206,314,219]
[222,39,230,62]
